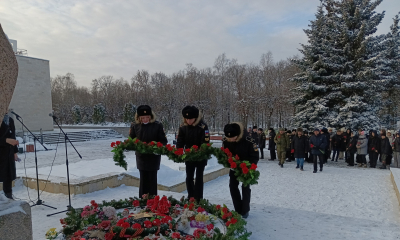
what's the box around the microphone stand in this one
[11,113,56,209]
[47,115,82,217]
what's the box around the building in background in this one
[7,36,53,132]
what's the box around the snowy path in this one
[7,157,400,240]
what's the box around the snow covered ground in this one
[6,136,400,239]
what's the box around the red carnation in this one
[193,229,207,238]
[192,145,199,150]
[250,163,257,170]
[220,147,225,151]
[189,197,195,203]
[121,222,130,229]
[73,230,85,237]
[149,141,155,146]
[135,139,140,144]
[278,135,281,139]
[310,144,314,148]
[291,149,294,153]
[111,142,116,147]
[116,141,121,146]
[231,218,238,224]
[226,220,232,226]
[98,220,111,230]
[216,205,221,210]
[189,203,195,210]
[197,207,205,213]
[222,207,228,214]
[144,220,152,228]
[161,216,172,224]
[240,163,247,169]
[184,204,188,209]
[185,149,191,153]
[349,144,352,147]
[171,232,181,239]
[157,142,163,148]
[105,232,116,240]
[132,200,140,207]
[230,162,237,169]
[235,154,240,160]
[242,167,249,174]
[207,223,214,231]
[152,219,161,226]
[132,223,141,229]
[228,157,234,164]
[90,200,98,209]
[372,147,375,150]
[343,136,347,139]
[207,143,211,147]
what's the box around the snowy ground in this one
[6,137,400,240]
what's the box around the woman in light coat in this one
[356,131,368,168]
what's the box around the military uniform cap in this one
[224,123,241,138]
[182,106,199,119]
[137,105,152,116]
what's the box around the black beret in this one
[137,105,152,117]
[253,126,257,129]
[258,128,263,131]
[224,123,241,138]
[287,130,292,134]
[182,106,199,119]
[269,128,274,131]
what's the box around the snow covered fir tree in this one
[291,0,400,130]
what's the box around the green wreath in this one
[111,138,260,187]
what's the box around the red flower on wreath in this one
[372,147,375,150]
[197,207,205,213]
[228,157,234,164]
[132,200,140,207]
[192,145,199,150]
[135,139,140,144]
[207,143,211,147]
[152,219,161,226]
[149,141,155,146]
[121,222,130,229]
[171,232,181,239]
[278,135,281,139]
[240,163,247,169]
[111,142,116,147]
[243,167,249,174]
[185,149,191,153]
[193,229,207,238]
[105,232,116,240]
[310,144,314,148]
[157,142,163,148]
[216,205,221,210]
[220,147,225,151]
[185,236,194,240]
[161,216,172,224]
[132,223,141,229]
[90,200,98,209]
[144,220,152,228]
[73,230,85,237]
[174,148,184,156]
[222,207,228,214]
[250,163,257,170]
[189,197,195,203]
[230,162,237,169]
[189,203,195,210]
[116,141,121,146]
[98,220,111,230]
[235,154,240,160]
[207,223,214,231]
[184,204,188,209]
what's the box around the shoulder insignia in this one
[205,129,209,136]
[246,136,255,143]
[222,137,227,142]
[199,123,205,129]
[253,144,258,151]
[205,137,209,141]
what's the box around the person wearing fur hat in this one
[379,133,393,169]
[267,128,276,160]
[257,128,266,159]
[346,131,358,166]
[223,122,259,218]
[291,128,309,171]
[331,129,344,162]
[309,128,328,173]
[274,128,290,167]
[129,105,168,198]
[176,106,210,201]
[368,130,380,168]
[356,131,368,167]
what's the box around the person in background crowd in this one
[0,113,19,199]
[331,129,343,162]
[291,128,309,171]
[343,129,351,162]
[129,105,168,198]
[248,127,252,134]
[392,132,400,168]
[309,128,328,173]
[286,130,294,162]
[379,132,393,169]
[346,131,358,166]
[257,128,266,159]
[379,129,387,163]
[274,128,290,168]
[321,128,330,163]
[304,130,311,163]
[268,128,277,161]
[177,106,210,201]
[387,131,395,165]
[251,126,259,145]
[368,130,380,168]
[356,131,368,168]
[223,122,259,218]
[328,128,334,159]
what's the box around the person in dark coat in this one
[331,130,344,162]
[379,133,393,169]
[268,128,276,160]
[342,129,351,162]
[321,128,330,163]
[223,122,259,218]
[304,130,311,163]
[251,126,259,145]
[346,131,358,166]
[129,105,168,198]
[257,128,266,159]
[286,130,294,162]
[0,114,19,199]
[309,128,328,173]
[368,130,380,168]
[176,106,210,201]
[392,132,400,168]
[291,128,309,171]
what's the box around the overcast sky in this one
[1,0,399,87]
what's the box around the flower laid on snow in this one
[193,228,207,238]
[102,206,116,219]
[132,200,140,207]
[45,228,58,240]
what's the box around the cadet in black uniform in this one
[129,105,168,198]
[223,122,259,218]
[258,128,266,159]
[176,106,210,201]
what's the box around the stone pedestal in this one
[0,196,33,240]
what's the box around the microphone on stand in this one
[10,111,21,119]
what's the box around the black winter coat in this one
[129,120,168,171]
[369,135,380,153]
[346,135,358,154]
[331,134,344,150]
[251,131,259,146]
[309,133,328,155]
[258,132,266,148]
[176,119,210,167]
[268,130,276,150]
[322,132,331,150]
[0,118,18,182]
[223,131,259,165]
[291,135,309,158]
[393,138,400,152]
[380,137,393,155]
